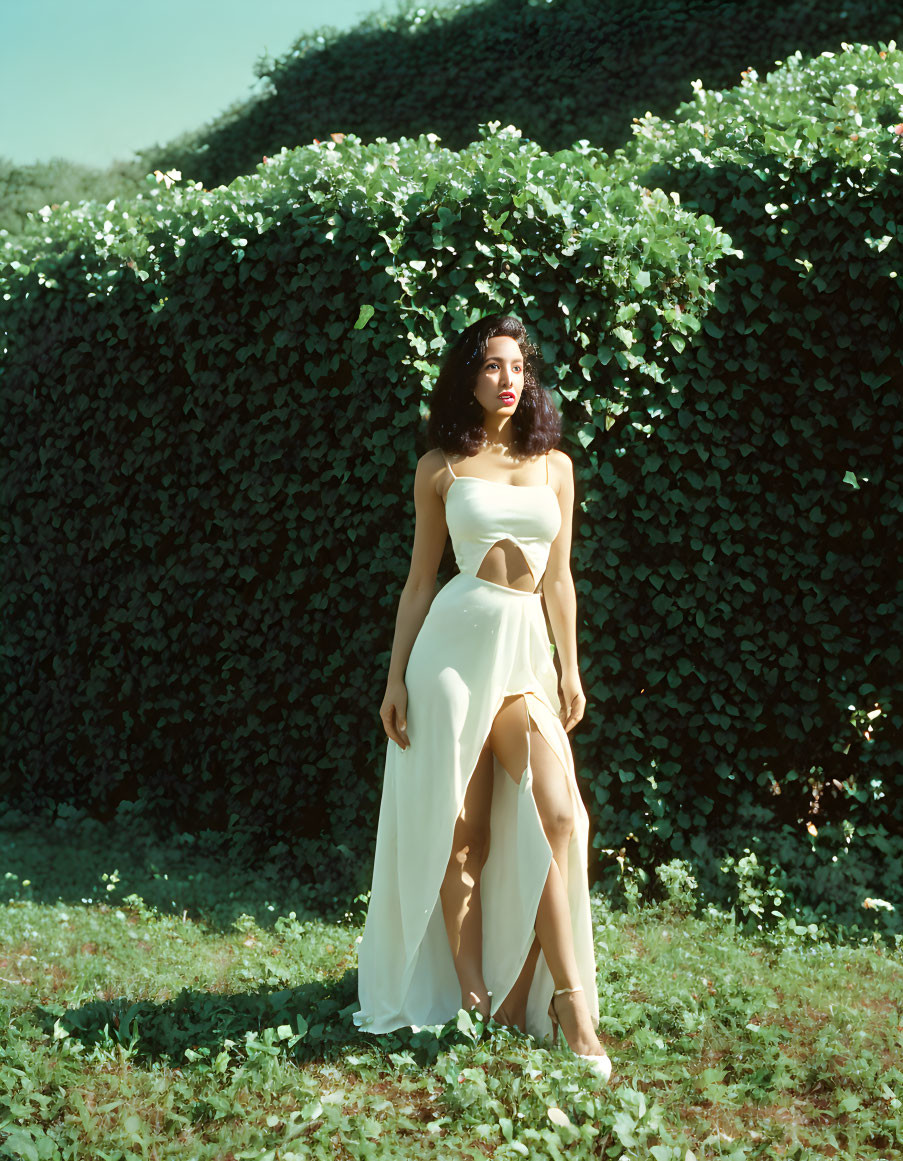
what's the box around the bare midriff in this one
[475,539,541,593]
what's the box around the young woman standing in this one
[353,313,611,1083]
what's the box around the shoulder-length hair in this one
[426,313,562,457]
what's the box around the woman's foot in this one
[492,1001,527,1032]
[548,986,608,1058]
[493,960,535,1032]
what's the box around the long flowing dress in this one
[353,450,598,1043]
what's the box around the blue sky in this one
[0,0,402,169]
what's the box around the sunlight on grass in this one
[1,814,902,1159]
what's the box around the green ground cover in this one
[1,811,901,1159]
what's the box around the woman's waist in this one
[446,570,543,601]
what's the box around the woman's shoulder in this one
[549,447,573,471]
[546,448,572,494]
[418,448,450,475]
[415,448,454,492]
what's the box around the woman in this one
[353,313,611,1082]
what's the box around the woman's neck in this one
[480,417,514,452]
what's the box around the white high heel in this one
[547,985,613,1084]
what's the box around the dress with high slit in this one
[352,450,598,1042]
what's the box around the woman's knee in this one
[527,721,575,845]
[539,792,574,846]
[447,737,494,871]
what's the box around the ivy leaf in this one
[354,303,375,329]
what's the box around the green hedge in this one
[0,122,731,873]
[0,155,149,245]
[4,0,902,242]
[585,41,902,918]
[2,43,900,923]
[138,0,903,193]
[605,41,902,835]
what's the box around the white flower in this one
[547,1107,572,1128]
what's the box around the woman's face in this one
[472,335,525,416]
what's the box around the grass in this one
[1,809,902,1160]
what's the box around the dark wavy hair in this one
[426,313,562,457]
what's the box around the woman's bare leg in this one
[439,736,494,1015]
[495,935,541,1027]
[490,695,604,1054]
[494,718,573,1027]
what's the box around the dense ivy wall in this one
[2,44,900,922]
[4,0,901,241]
[139,0,903,193]
[1,122,728,884]
[579,44,903,903]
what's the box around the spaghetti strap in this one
[442,451,458,481]
[545,452,550,484]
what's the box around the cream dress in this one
[353,451,598,1042]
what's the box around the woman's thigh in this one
[448,734,494,861]
[489,694,574,845]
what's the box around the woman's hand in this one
[559,670,586,733]
[380,679,410,750]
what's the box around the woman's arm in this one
[542,450,586,731]
[380,451,449,750]
[386,450,449,685]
